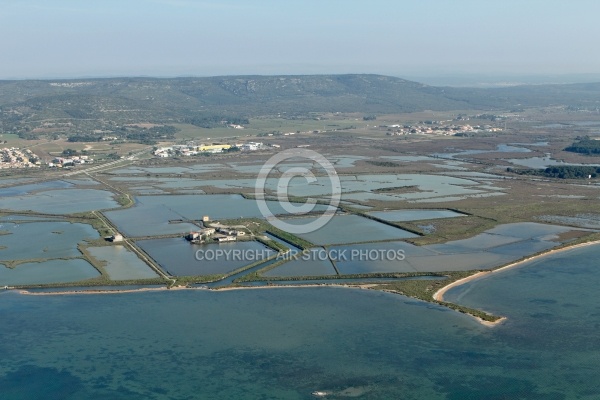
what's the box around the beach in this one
[431,239,600,326]
[433,239,600,303]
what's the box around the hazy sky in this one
[1,0,599,80]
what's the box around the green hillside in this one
[1,74,599,141]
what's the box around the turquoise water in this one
[2,244,600,398]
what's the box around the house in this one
[186,228,216,241]
[216,235,236,242]
[218,228,237,236]
[186,231,200,241]
[240,142,263,151]
[198,144,231,153]
[200,228,216,236]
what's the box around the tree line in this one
[565,138,600,155]
[507,165,600,179]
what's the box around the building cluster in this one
[384,124,502,136]
[49,155,92,167]
[0,147,40,169]
[258,131,306,137]
[153,142,267,158]
[186,226,246,244]
[239,142,263,151]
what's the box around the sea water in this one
[1,244,600,398]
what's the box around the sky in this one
[1,0,599,82]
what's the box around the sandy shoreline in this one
[433,239,600,303]
[431,239,600,326]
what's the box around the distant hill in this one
[1,74,599,139]
[0,75,473,117]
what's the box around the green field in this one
[172,123,251,140]
[173,117,370,141]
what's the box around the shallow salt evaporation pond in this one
[108,172,504,203]
[0,220,101,285]
[0,220,99,260]
[136,239,275,276]
[86,246,158,280]
[103,194,334,237]
[282,214,418,246]
[262,257,338,277]
[0,259,99,285]
[110,163,229,175]
[0,180,73,197]
[265,222,576,276]
[338,174,505,203]
[0,188,119,214]
[366,209,465,222]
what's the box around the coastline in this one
[433,239,600,303]
[431,239,600,327]
[14,239,600,328]
[17,283,354,296]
